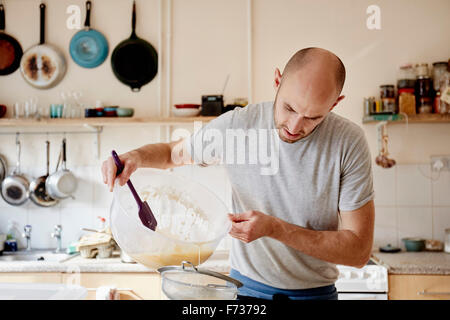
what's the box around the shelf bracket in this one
[83,124,103,160]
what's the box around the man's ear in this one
[274,68,282,90]
[329,95,345,111]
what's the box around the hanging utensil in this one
[0,3,23,75]
[69,1,108,68]
[29,140,58,207]
[46,138,77,199]
[0,154,7,182]
[20,3,67,89]
[1,135,29,206]
[375,122,396,169]
[111,150,157,231]
[111,1,158,92]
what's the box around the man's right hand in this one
[101,151,139,192]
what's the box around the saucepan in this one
[29,140,58,207]
[0,136,30,206]
[0,153,7,182]
[46,138,77,200]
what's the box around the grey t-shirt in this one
[185,101,374,289]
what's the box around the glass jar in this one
[445,228,450,253]
[415,63,429,78]
[415,77,433,114]
[380,85,395,98]
[438,61,450,114]
[433,62,448,91]
[397,64,416,89]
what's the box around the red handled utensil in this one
[111,150,157,231]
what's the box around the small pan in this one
[20,3,66,89]
[1,137,29,206]
[29,140,58,207]
[0,154,7,182]
[69,1,108,68]
[111,1,158,92]
[46,138,77,200]
[0,4,23,75]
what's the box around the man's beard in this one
[273,99,305,144]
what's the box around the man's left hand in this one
[228,211,276,243]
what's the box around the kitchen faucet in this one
[51,225,63,253]
[22,225,32,251]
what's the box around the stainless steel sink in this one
[0,250,76,263]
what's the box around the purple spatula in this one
[112,150,157,231]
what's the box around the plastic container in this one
[0,283,87,300]
[110,168,231,269]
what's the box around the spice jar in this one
[363,97,376,116]
[397,64,416,90]
[380,85,395,98]
[399,92,416,115]
[415,63,429,78]
[415,77,433,114]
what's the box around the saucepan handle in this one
[0,5,5,31]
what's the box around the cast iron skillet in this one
[0,4,23,75]
[111,1,158,92]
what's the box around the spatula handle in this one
[111,150,142,206]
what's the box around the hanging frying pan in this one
[111,1,158,92]
[20,3,66,89]
[69,1,108,68]
[0,4,23,75]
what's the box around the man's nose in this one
[287,115,304,133]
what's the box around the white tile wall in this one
[373,164,450,250]
[373,207,398,248]
[396,164,432,207]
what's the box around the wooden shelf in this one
[363,113,450,124]
[0,116,217,128]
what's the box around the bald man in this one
[102,47,375,300]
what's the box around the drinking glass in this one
[14,102,23,119]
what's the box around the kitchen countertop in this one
[5,249,448,275]
[0,251,231,274]
[371,251,450,275]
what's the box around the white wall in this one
[0,0,449,251]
